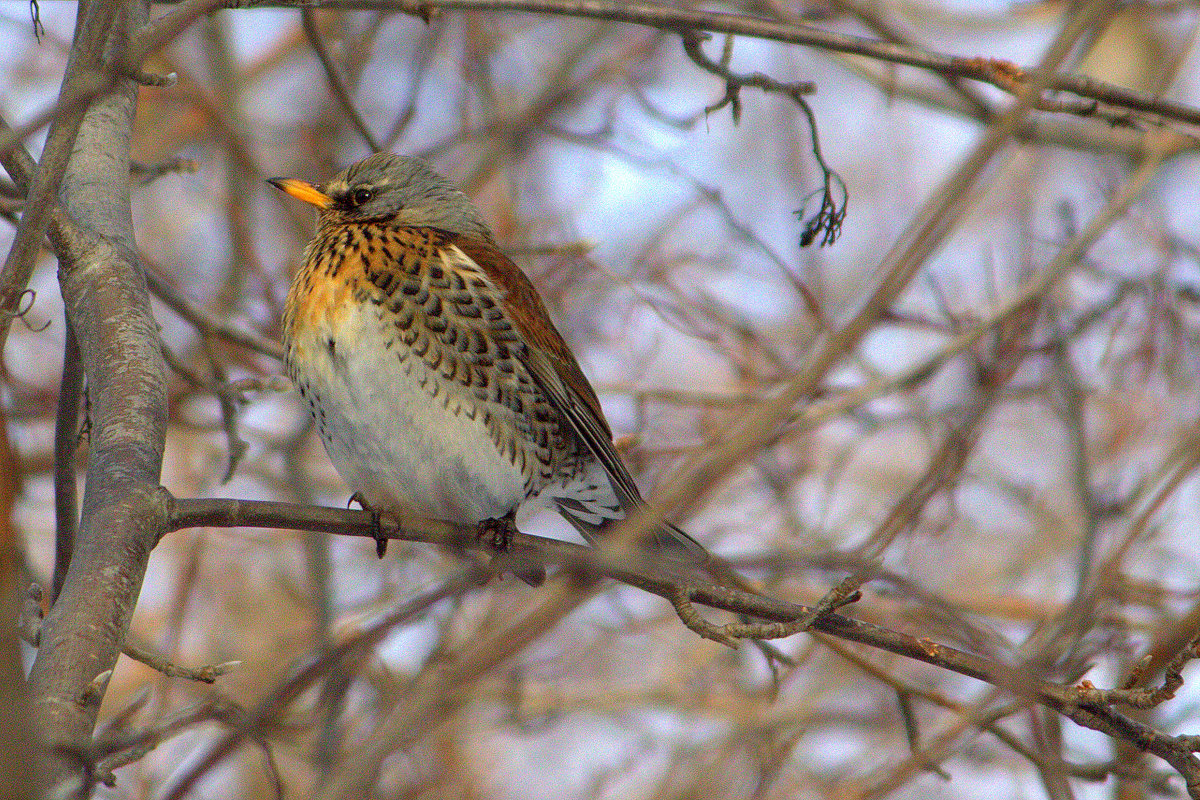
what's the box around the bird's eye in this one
[350,188,374,207]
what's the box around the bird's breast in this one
[282,224,576,522]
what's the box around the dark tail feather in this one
[555,500,763,598]
[655,521,712,565]
[553,498,710,566]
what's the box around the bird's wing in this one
[452,236,708,560]
[451,238,611,432]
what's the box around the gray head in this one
[271,153,495,241]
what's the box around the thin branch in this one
[144,264,285,361]
[1070,634,1200,711]
[164,492,1200,792]
[19,607,238,686]
[52,322,82,604]
[219,0,1200,129]
[301,8,383,152]
[679,31,846,247]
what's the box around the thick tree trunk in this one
[24,0,167,791]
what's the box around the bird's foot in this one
[477,512,518,553]
[477,512,545,586]
[348,492,387,558]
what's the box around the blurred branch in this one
[52,322,82,604]
[792,136,1168,439]
[788,293,1043,647]
[163,491,1200,793]
[144,264,286,360]
[92,699,239,785]
[161,566,491,800]
[158,341,251,481]
[301,8,383,152]
[0,380,41,799]
[836,56,1185,156]
[129,156,197,185]
[820,0,990,117]
[223,0,1200,130]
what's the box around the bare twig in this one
[1070,635,1200,711]
[679,31,846,247]
[301,8,383,152]
[162,492,1200,793]
[52,322,82,604]
[120,640,240,683]
[18,585,237,684]
[218,0,1200,129]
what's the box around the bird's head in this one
[268,152,495,242]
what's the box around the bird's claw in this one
[348,492,387,558]
[477,513,544,586]
[477,513,517,552]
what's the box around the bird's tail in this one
[555,502,759,595]
[552,494,709,564]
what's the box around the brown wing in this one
[452,236,649,510]
[454,236,611,439]
[450,233,710,561]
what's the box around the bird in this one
[269,152,715,579]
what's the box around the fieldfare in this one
[270,153,714,576]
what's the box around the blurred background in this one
[4,1,1200,797]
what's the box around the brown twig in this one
[120,640,240,684]
[220,0,1200,130]
[301,8,384,152]
[159,491,1200,793]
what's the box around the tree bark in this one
[25,0,167,790]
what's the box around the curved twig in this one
[162,489,1200,796]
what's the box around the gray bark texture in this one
[21,0,168,791]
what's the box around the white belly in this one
[290,302,527,524]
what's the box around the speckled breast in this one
[282,221,581,522]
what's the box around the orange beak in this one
[267,177,333,209]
